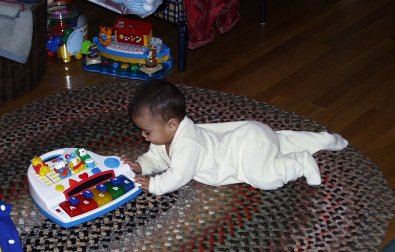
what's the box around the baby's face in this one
[132,113,176,145]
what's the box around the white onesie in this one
[136,117,348,195]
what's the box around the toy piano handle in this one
[40,149,66,162]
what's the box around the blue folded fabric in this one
[122,0,162,18]
[0,201,24,252]
[87,0,162,17]
[0,0,24,18]
[381,239,395,252]
[0,0,33,63]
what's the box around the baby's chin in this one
[148,140,165,145]
[156,141,172,147]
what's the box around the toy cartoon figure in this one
[53,158,72,179]
[140,43,163,75]
[99,26,113,46]
[88,44,100,58]
[65,153,86,172]
[31,156,50,176]
[150,37,162,52]
[146,44,157,68]
[81,41,102,65]
[75,148,92,162]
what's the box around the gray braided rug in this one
[0,80,394,251]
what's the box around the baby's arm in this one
[136,144,169,175]
[149,140,205,195]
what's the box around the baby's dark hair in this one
[128,79,186,122]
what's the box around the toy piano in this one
[27,148,142,228]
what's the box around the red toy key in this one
[76,194,98,213]
[59,201,84,217]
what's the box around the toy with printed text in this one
[28,148,142,228]
[82,18,173,80]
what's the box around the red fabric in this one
[184,0,240,49]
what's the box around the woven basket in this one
[0,0,47,105]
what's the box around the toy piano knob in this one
[96,184,107,192]
[82,190,93,199]
[111,178,121,185]
[68,196,80,206]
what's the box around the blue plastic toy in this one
[0,201,23,252]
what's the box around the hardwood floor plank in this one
[323,0,395,46]
[312,40,395,108]
[255,34,383,103]
[213,37,331,96]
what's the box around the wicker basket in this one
[0,0,47,105]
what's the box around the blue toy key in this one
[0,201,24,252]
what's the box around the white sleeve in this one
[148,139,205,195]
[136,144,169,175]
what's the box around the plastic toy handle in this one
[40,149,66,162]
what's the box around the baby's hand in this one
[134,175,150,191]
[121,157,142,174]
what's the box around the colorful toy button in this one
[104,158,120,168]
[55,184,65,192]
[91,168,101,174]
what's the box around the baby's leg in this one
[235,123,321,189]
[244,150,321,190]
[280,151,322,186]
[276,130,348,155]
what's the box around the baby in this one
[123,80,348,195]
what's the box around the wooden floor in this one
[1,0,394,247]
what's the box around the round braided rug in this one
[0,80,394,251]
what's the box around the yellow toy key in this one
[90,188,113,207]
